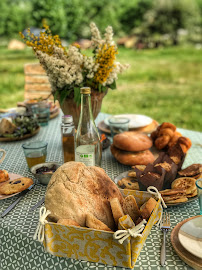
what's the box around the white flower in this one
[104,25,115,46]
[35,23,129,94]
[90,22,102,48]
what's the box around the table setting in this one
[0,110,202,270]
[0,22,202,270]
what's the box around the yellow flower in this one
[94,44,117,84]
[19,23,67,56]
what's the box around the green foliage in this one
[118,0,153,34]
[0,0,33,38]
[137,0,202,46]
[0,0,201,44]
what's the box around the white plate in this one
[178,216,202,259]
[104,114,153,129]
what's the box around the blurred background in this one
[0,0,202,130]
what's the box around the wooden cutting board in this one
[171,215,202,270]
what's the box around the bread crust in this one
[57,219,80,227]
[111,144,155,166]
[140,197,157,220]
[113,132,153,152]
[110,197,124,226]
[123,195,140,221]
[86,213,113,232]
[45,162,123,230]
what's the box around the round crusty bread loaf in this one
[45,162,124,230]
[113,132,153,152]
[111,144,155,166]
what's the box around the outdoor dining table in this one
[0,111,201,270]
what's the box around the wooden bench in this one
[24,63,53,100]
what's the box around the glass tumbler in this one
[108,117,130,138]
[196,179,202,215]
[22,141,48,169]
[31,102,50,126]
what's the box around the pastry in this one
[135,163,166,191]
[57,219,80,227]
[163,197,188,204]
[0,177,33,195]
[110,197,125,226]
[178,137,192,153]
[186,189,197,198]
[117,177,139,190]
[140,197,157,220]
[0,169,9,183]
[155,135,170,150]
[127,170,137,178]
[160,188,187,203]
[113,132,153,152]
[131,165,146,171]
[151,122,192,153]
[178,164,202,177]
[111,144,155,166]
[167,131,182,148]
[45,162,124,231]
[168,142,185,169]
[86,213,113,232]
[171,177,196,195]
[123,195,140,221]
[160,122,176,132]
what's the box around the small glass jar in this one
[61,115,75,163]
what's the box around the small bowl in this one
[30,162,61,185]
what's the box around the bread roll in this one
[113,132,153,152]
[111,144,155,166]
[45,162,124,231]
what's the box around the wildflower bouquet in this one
[20,23,129,105]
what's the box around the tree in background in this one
[138,0,202,46]
[0,0,201,46]
[0,0,33,38]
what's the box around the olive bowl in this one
[30,162,61,185]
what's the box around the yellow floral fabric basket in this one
[42,189,162,268]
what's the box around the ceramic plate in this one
[178,216,202,259]
[171,216,202,270]
[104,114,153,129]
[114,171,197,207]
[0,126,40,142]
[0,173,25,200]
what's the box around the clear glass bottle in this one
[61,115,75,163]
[75,87,102,166]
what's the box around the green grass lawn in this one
[0,46,202,131]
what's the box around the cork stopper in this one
[80,87,91,94]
